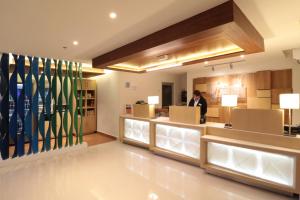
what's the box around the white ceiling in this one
[0,0,227,62]
[0,0,300,70]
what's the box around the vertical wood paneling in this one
[193,69,292,123]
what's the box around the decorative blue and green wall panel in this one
[0,53,83,160]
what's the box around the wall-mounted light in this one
[205,60,245,71]
[212,66,215,71]
[145,62,182,72]
[109,12,117,19]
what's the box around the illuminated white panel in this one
[124,119,150,144]
[207,142,296,187]
[156,124,201,159]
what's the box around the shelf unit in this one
[77,79,97,134]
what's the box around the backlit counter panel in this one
[156,124,201,159]
[124,119,150,144]
[207,142,296,187]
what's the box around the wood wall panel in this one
[255,71,271,89]
[247,97,271,109]
[271,69,292,89]
[245,73,256,97]
[193,69,292,123]
[271,88,293,104]
[231,109,284,134]
[256,90,271,98]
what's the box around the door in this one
[162,83,173,108]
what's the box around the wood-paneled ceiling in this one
[92,0,264,73]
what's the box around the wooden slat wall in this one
[193,69,292,123]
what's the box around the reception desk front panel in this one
[207,142,296,187]
[120,115,300,195]
[156,124,200,159]
[124,118,150,144]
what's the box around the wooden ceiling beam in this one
[92,0,264,72]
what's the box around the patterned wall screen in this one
[0,53,83,160]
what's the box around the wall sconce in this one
[222,95,238,128]
[280,93,300,136]
[229,63,233,70]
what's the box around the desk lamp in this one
[148,96,159,118]
[148,96,159,105]
[280,93,299,136]
[221,95,237,128]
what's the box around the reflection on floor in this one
[84,132,116,146]
[0,141,297,200]
[8,132,116,157]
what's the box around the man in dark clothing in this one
[188,90,207,124]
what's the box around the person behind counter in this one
[188,90,207,124]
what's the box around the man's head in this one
[193,90,201,101]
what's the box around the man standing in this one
[188,90,207,124]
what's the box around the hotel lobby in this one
[1,0,300,200]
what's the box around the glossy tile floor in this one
[0,141,297,200]
[8,132,115,157]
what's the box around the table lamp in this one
[280,93,300,136]
[148,96,159,105]
[221,95,238,128]
[147,96,159,118]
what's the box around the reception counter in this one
[149,117,223,166]
[119,115,300,196]
[201,127,300,195]
[119,115,151,148]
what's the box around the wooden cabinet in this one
[77,79,97,134]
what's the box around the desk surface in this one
[120,115,225,129]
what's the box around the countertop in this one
[120,115,225,129]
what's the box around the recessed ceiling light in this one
[109,12,117,19]
[73,41,79,45]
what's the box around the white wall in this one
[96,70,185,137]
[96,71,120,137]
[292,66,300,125]
[118,71,182,110]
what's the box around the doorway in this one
[162,82,174,108]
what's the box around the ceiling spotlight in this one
[230,63,233,69]
[73,41,79,45]
[109,12,117,19]
[212,66,215,71]
[240,54,245,58]
[204,61,209,65]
